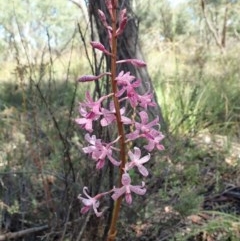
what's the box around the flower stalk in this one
[107,1,127,240]
[75,0,164,240]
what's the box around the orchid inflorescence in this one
[76,0,164,238]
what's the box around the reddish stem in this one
[107,0,126,240]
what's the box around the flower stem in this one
[107,0,126,240]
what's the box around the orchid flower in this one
[100,101,132,127]
[125,147,150,177]
[75,92,110,132]
[83,134,121,169]
[143,129,165,152]
[111,173,146,204]
[78,187,103,217]
[126,111,159,140]
[115,71,135,86]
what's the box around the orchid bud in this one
[119,9,127,22]
[90,41,112,56]
[116,59,147,67]
[106,0,113,20]
[77,75,99,82]
[77,72,111,82]
[116,17,127,36]
[98,10,109,29]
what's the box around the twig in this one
[0,225,48,241]
[76,212,91,241]
[34,83,76,182]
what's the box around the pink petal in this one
[93,205,103,217]
[126,130,139,141]
[144,141,154,152]
[125,193,132,204]
[81,198,93,206]
[116,87,125,97]
[82,146,95,154]
[75,118,86,125]
[121,116,132,125]
[128,150,135,162]
[130,185,146,196]
[108,155,121,167]
[81,206,91,214]
[121,173,131,185]
[156,144,165,151]
[85,134,97,145]
[96,159,105,169]
[100,116,115,126]
[137,165,149,177]
[111,186,126,200]
[139,111,148,124]
[139,154,150,164]
[146,116,159,128]
[84,121,93,132]
[133,147,141,159]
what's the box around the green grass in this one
[152,48,240,137]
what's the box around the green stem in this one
[107,1,126,240]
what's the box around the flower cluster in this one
[76,0,164,218]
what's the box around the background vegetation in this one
[1,0,240,240]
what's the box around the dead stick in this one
[0,225,48,241]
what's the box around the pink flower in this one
[100,101,132,127]
[75,92,109,132]
[117,78,140,97]
[143,129,165,152]
[83,134,121,169]
[78,187,103,217]
[125,147,150,177]
[111,173,146,204]
[137,92,156,109]
[126,111,159,140]
[125,111,164,151]
[126,87,138,108]
[115,71,135,86]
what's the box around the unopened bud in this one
[116,59,147,68]
[90,41,112,56]
[116,17,127,36]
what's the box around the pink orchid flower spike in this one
[78,187,103,217]
[126,147,150,177]
[111,173,146,204]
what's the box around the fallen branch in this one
[0,225,48,241]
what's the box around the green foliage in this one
[154,50,240,136]
[174,187,203,217]
[175,211,240,241]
